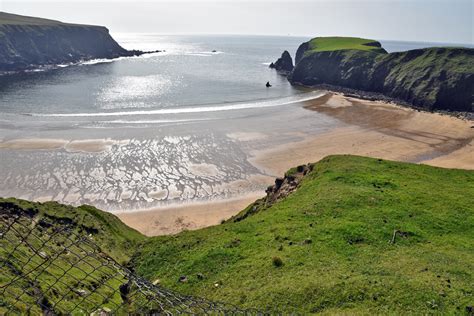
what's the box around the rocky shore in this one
[304,83,474,120]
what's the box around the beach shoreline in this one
[250,92,473,175]
[1,92,472,236]
[116,92,473,236]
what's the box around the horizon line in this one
[110,32,474,47]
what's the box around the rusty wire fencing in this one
[0,204,263,315]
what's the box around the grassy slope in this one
[0,11,89,36]
[307,37,386,54]
[0,198,144,263]
[0,11,89,27]
[0,199,145,314]
[132,155,474,314]
[0,12,99,40]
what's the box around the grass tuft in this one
[272,256,284,267]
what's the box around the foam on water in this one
[98,118,214,124]
[28,91,325,117]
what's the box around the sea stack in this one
[269,50,294,75]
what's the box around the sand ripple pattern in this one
[0,135,263,211]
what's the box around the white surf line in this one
[24,51,164,74]
[27,92,326,118]
[79,51,163,65]
[97,118,216,124]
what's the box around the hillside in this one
[2,156,473,313]
[0,198,144,262]
[0,199,247,314]
[0,12,146,73]
[0,198,145,314]
[132,156,474,313]
[284,37,474,112]
[0,12,66,26]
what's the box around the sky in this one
[1,0,472,44]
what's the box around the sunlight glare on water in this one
[97,75,175,109]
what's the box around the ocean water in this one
[0,35,311,117]
[0,34,332,210]
[0,35,466,211]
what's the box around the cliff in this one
[283,37,473,112]
[0,12,148,73]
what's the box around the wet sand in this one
[0,138,127,153]
[118,92,473,236]
[0,138,69,150]
[251,93,474,176]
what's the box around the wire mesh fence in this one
[0,202,263,315]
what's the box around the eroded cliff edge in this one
[277,37,473,112]
[0,12,150,73]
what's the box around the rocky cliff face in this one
[0,12,148,73]
[289,49,380,91]
[372,48,474,112]
[294,41,309,65]
[269,50,294,74]
[287,39,473,112]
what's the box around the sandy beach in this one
[117,92,473,235]
[117,193,262,236]
[251,93,474,175]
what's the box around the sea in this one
[0,35,469,211]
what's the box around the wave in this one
[28,92,325,118]
[81,52,164,65]
[98,118,213,124]
[8,49,223,76]
[11,52,164,75]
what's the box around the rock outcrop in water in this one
[276,37,474,112]
[0,12,157,73]
[269,50,294,74]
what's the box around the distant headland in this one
[0,12,159,74]
[272,36,474,113]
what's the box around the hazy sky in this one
[1,0,472,44]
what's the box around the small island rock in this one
[269,50,294,75]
